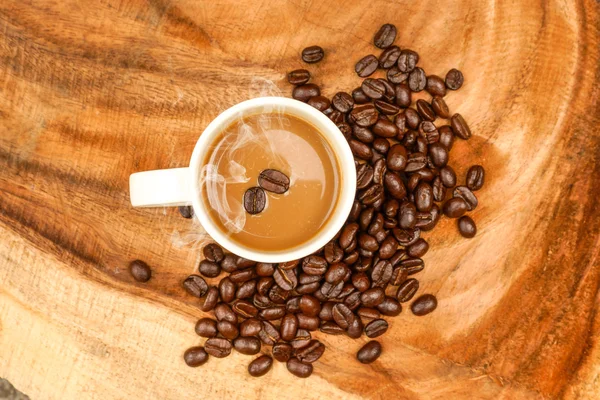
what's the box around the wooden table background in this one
[1,0,599,399]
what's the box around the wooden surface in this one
[1,0,599,399]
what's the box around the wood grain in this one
[1,0,599,399]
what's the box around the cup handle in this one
[129,168,192,207]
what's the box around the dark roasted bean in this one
[398,50,419,72]
[184,346,208,367]
[346,315,364,339]
[355,55,379,77]
[407,238,429,258]
[393,227,421,246]
[255,263,275,277]
[243,187,267,215]
[183,274,208,297]
[290,329,312,349]
[230,268,257,284]
[248,355,273,377]
[281,313,299,341]
[352,87,370,104]
[357,340,382,364]
[240,318,262,337]
[179,206,194,219]
[379,45,401,68]
[205,338,232,358]
[426,75,446,97]
[232,299,259,318]
[466,165,485,191]
[375,100,400,115]
[219,277,237,303]
[273,267,297,291]
[373,118,398,138]
[214,303,237,323]
[217,320,239,340]
[394,83,411,108]
[358,307,381,320]
[199,260,221,278]
[258,321,280,345]
[417,204,440,231]
[350,139,374,161]
[201,286,219,311]
[257,277,274,296]
[297,314,320,331]
[203,243,224,263]
[374,23,397,48]
[308,95,331,112]
[259,306,286,321]
[458,216,477,238]
[272,342,293,362]
[373,138,390,155]
[296,340,325,363]
[451,113,471,139]
[292,84,320,102]
[287,69,310,85]
[429,143,448,168]
[390,266,408,286]
[378,235,398,260]
[332,92,355,113]
[320,281,344,298]
[362,78,386,99]
[360,287,385,307]
[220,254,238,273]
[320,321,345,335]
[371,260,393,288]
[302,255,328,275]
[416,99,436,121]
[404,108,421,130]
[440,165,457,187]
[389,249,408,267]
[408,67,427,92]
[411,294,438,316]
[269,286,291,304]
[388,66,409,84]
[432,177,446,202]
[332,303,355,329]
[415,182,433,212]
[438,125,455,150]
[287,357,313,378]
[396,278,419,302]
[353,126,375,144]
[453,186,478,211]
[445,68,464,90]
[129,260,151,283]
[302,45,324,63]
[443,197,468,218]
[348,200,362,222]
[405,152,428,172]
[399,202,417,229]
[195,318,218,338]
[431,96,450,118]
[378,296,402,316]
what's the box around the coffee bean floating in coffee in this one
[177,22,485,379]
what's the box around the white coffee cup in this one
[129,97,356,263]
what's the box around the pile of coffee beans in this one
[176,23,485,378]
[243,169,290,215]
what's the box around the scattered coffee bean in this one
[183,274,208,297]
[296,340,325,363]
[243,187,266,215]
[408,67,427,92]
[445,68,464,90]
[442,197,468,218]
[287,69,311,85]
[350,104,379,127]
[234,336,262,355]
[431,96,450,118]
[426,75,446,97]
[201,286,219,311]
[365,319,388,338]
[355,55,379,77]
[362,78,386,100]
[398,50,419,72]
[184,346,208,367]
[240,318,262,337]
[302,45,324,63]
[292,84,321,102]
[411,294,438,316]
[203,243,224,263]
[332,92,355,113]
[453,186,478,210]
[129,260,151,283]
[179,205,194,219]
[204,338,232,358]
[451,113,471,139]
[374,23,397,49]
[458,216,477,238]
[379,45,401,68]
[272,342,293,362]
[308,96,331,111]
[287,357,313,378]
[248,355,273,377]
[357,340,382,364]
[195,318,218,338]
[416,99,436,122]
[466,165,485,191]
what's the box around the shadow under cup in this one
[191,98,356,262]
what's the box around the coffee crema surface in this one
[201,112,340,251]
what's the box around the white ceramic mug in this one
[129,97,356,263]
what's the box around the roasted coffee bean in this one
[320,321,345,335]
[393,227,421,246]
[296,340,325,363]
[319,301,335,321]
[292,84,321,102]
[386,144,407,171]
[352,87,370,104]
[378,235,398,260]
[396,278,419,302]
[378,79,396,101]
[407,174,422,192]
[273,267,297,291]
[358,307,381,320]
[254,263,274,278]
[374,100,400,115]
[184,346,209,367]
[355,55,379,77]
[214,303,237,323]
[371,160,386,186]
[394,83,412,108]
[350,104,379,127]
[237,257,257,268]
[358,207,375,231]
[232,300,259,318]
[411,294,438,316]
[353,126,375,144]
[383,216,397,229]
[426,75,446,97]
[280,313,299,341]
[389,249,408,267]
[379,45,401,68]
[432,177,446,202]
[308,96,331,112]
[366,213,383,236]
[404,108,421,130]
[285,296,302,313]
[258,321,280,345]
[416,136,428,154]
[257,277,274,296]
[195,318,218,338]
[399,202,417,229]
[203,243,224,263]
[384,171,407,199]
[323,263,349,285]
[346,315,364,338]
[377,296,402,316]
[374,23,397,48]
[458,216,477,238]
[398,49,419,72]
[451,113,471,139]
[290,329,312,349]
[220,254,238,273]
[321,281,344,298]
[301,255,327,276]
[357,340,382,364]
[272,342,293,362]
[466,165,485,191]
[302,45,324,63]
[373,118,398,138]
[201,287,219,311]
[362,78,386,99]
[232,281,254,300]
[358,233,379,252]
[348,200,362,222]
[388,66,409,84]
[217,320,239,340]
[254,293,273,309]
[355,256,371,272]
[428,143,448,168]
[407,238,429,258]
[405,152,428,172]
[219,277,237,303]
[358,184,384,205]
[199,260,221,278]
[129,260,151,283]
[453,186,478,210]
[330,109,346,125]
[440,166,457,188]
[243,187,266,215]
[269,285,291,304]
[383,198,400,218]
[205,338,232,358]
[240,318,262,337]
[371,260,393,288]
[332,92,354,113]
[337,122,353,140]
[360,287,385,307]
[374,230,388,243]
[408,67,427,92]
[438,125,455,150]
[445,68,464,90]
[248,355,273,377]
[179,205,194,219]
[297,314,320,331]
[287,357,313,378]
[230,268,257,284]
[416,99,436,121]
[294,294,320,317]
[183,274,208,297]
[349,139,374,161]
[287,69,310,85]
[420,122,440,145]
[415,182,434,212]
[350,271,370,292]
[339,223,360,250]
[431,96,450,118]
[259,306,286,321]
[390,265,408,286]
[417,204,440,231]
[323,242,343,265]
[279,260,298,270]
[372,139,390,155]
[332,303,355,329]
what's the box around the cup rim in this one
[190,96,356,263]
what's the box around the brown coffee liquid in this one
[201,113,340,252]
